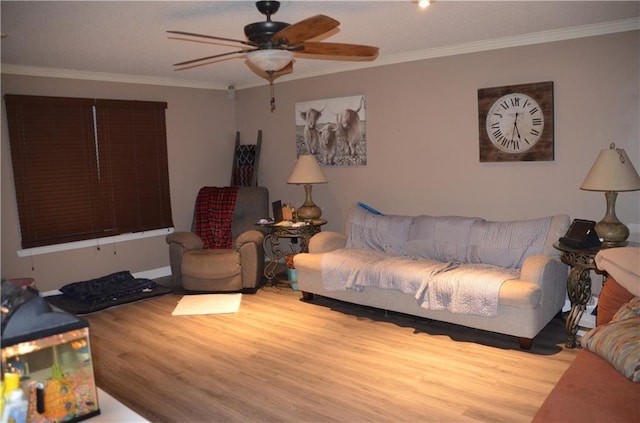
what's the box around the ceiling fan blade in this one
[174,49,255,67]
[167,30,255,47]
[299,42,379,59]
[272,15,339,46]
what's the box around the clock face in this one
[478,81,554,162]
[485,93,544,154]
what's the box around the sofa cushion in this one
[406,216,481,262]
[345,206,413,255]
[183,249,240,279]
[597,276,634,326]
[466,216,552,268]
[581,297,640,382]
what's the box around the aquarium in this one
[1,282,100,422]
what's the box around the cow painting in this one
[295,95,367,166]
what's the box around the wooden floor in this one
[85,286,577,423]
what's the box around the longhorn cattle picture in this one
[295,95,367,166]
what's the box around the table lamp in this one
[287,155,328,221]
[580,143,640,247]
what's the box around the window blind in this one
[4,95,173,249]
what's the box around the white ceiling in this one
[1,1,639,90]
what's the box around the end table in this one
[554,242,605,348]
[261,219,327,284]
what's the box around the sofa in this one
[294,203,570,349]
[533,246,640,422]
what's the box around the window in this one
[4,95,173,249]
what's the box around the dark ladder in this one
[230,130,262,187]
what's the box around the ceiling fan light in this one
[247,49,293,72]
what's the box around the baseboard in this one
[133,266,172,280]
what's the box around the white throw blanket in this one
[415,264,519,316]
[321,248,519,317]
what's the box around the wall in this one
[1,76,236,290]
[2,30,638,292]
[237,30,640,237]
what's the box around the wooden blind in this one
[94,99,173,235]
[4,95,173,249]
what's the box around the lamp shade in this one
[246,49,293,72]
[287,155,328,185]
[580,143,640,192]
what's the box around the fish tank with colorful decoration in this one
[1,281,100,422]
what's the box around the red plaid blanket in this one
[194,187,239,249]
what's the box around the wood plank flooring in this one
[85,286,577,423]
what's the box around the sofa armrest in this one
[520,254,569,313]
[165,231,204,289]
[166,231,204,251]
[237,230,265,289]
[308,231,347,253]
[521,255,567,286]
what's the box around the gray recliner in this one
[166,186,269,292]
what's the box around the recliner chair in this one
[166,186,269,292]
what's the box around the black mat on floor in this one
[46,285,173,315]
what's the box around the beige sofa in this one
[294,204,570,349]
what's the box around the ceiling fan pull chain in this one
[270,80,276,112]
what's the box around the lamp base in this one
[297,183,322,221]
[595,220,629,247]
[297,204,322,221]
[595,191,630,247]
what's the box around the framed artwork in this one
[295,95,367,166]
[478,81,554,162]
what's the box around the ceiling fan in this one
[167,0,379,83]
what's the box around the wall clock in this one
[478,81,554,162]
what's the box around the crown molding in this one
[2,18,638,90]
[0,64,226,90]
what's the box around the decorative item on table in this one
[287,155,328,221]
[282,203,296,221]
[580,143,640,247]
[284,254,298,290]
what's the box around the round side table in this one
[261,219,327,284]
[554,242,604,348]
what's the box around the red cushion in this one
[597,276,634,326]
